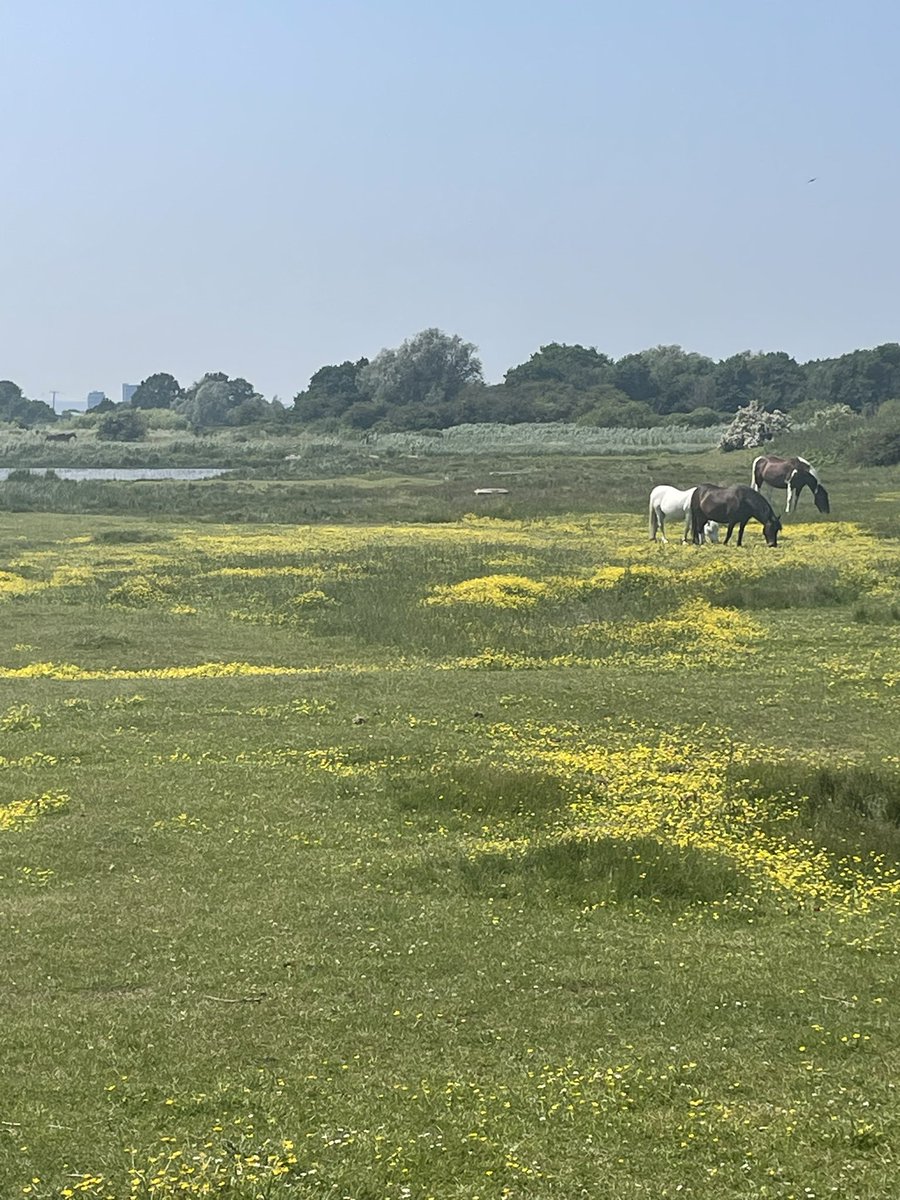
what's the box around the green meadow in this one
[2,443,900,1199]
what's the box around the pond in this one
[0,467,231,482]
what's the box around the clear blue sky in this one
[2,0,898,407]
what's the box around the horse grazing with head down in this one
[751,454,829,515]
[691,484,782,547]
[648,485,719,544]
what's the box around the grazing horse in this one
[751,454,829,515]
[648,485,719,544]
[44,431,76,442]
[691,484,781,547]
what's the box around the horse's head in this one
[763,516,782,547]
[814,484,830,514]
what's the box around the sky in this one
[2,0,899,408]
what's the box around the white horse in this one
[649,484,719,544]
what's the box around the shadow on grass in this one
[462,836,748,907]
[390,763,571,819]
[736,760,900,878]
[715,566,856,610]
[91,527,172,544]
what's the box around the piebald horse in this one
[648,485,719,544]
[691,484,781,547]
[751,454,830,515]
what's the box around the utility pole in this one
[50,390,59,414]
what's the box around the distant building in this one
[86,390,108,410]
[122,383,138,405]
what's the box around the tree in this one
[292,359,369,423]
[807,343,900,412]
[130,372,183,410]
[612,345,716,414]
[715,351,805,413]
[0,380,56,427]
[96,408,147,441]
[358,329,483,411]
[176,373,268,430]
[504,343,612,390]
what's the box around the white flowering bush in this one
[718,401,792,451]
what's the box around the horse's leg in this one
[724,524,735,545]
[696,506,710,544]
[736,521,749,546]
[682,510,692,544]
[650,507,667,542]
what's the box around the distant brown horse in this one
[751,454,829,515]
[44,431,77,442]
[691,484,781,547]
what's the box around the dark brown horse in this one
[751,454,829,515]
[691,484,781,547]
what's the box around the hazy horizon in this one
[3,0,899,408]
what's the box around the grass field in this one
[1,448,900,1198]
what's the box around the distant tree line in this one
[4,331,900,437]
[289,334,900,433]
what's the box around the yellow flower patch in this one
[425,574,550,609]
[0,570,46,599]
[0,791,69,833]
[485,724,900,911]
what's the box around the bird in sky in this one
[807,177,817,183]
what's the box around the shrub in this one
[96,409,148,442]
[718,400,791,451]
[850,398,900,466]
[142,408,189,431]
[852,428,900,467]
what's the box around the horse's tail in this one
[649,500,659,540]
[689,489,703,544]
[750,456,763,489]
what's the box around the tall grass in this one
[366,421,727,454]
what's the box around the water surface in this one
[0,467,230,482]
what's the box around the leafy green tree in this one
[807,343,900,412]
[0,380,56,427]
[504,343,612,390]
[292,359,369,423]
[715,351,805,413]
[358,329,483,411]
[177,374,268,430]
[130,372,183,410]
[611,354,656,404]
[612,345,716,414]
[96,408,147,441]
